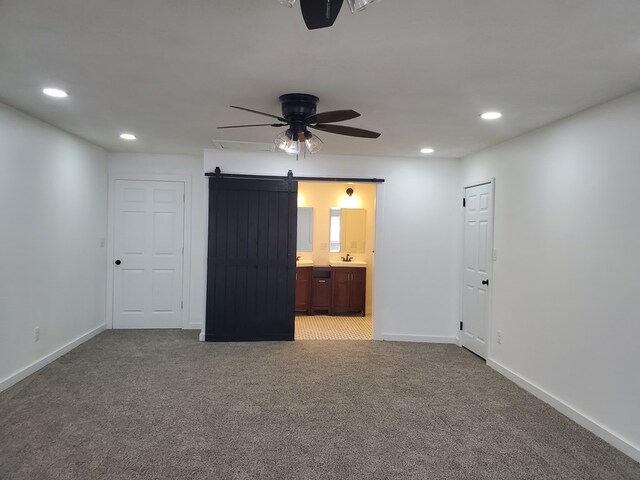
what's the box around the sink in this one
[296,260,314,267]
[329,260,367,267]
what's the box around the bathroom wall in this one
[297,181,376,313]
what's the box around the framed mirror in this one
[329,208,366,253]
[297,207,314,252]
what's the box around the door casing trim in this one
[106,173,193,330]
[458,178,496,360]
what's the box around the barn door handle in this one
[114,259,122,266]
[482,279,489,286]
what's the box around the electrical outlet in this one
[34,326,40,342]
[497,330,502,345]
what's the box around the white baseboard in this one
[488,358,640,463]
[199,331,205,342]
[378,333,458,344]
[0,324,106,393]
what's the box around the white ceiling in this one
[1,0,639,158]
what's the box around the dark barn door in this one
[205,175,298,341]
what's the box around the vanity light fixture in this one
[480,111,502,120]
[42,88,69,98]
[346,188,354,197]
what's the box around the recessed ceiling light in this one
[119,133,137,141]
[42,88,68,98]
[420,147,435,154]
[480,111,502,120]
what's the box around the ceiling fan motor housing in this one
[279,93,319,135]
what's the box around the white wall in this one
[108,153,206,329]
[204,150,462,343]
[461,91,640,460]
[0,103,108,391]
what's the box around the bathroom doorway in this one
[294,181,377,340]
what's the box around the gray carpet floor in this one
[1,331,638,480]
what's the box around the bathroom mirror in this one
[329,208,366,253]
[297,207,314,252]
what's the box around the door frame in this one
[458,178,496,360]
[106,173,193,330]
[199,169,384,341]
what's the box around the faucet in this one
[341,253,353,262]
[296,255,301,261]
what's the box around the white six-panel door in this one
[113,180,185,328]
[462,182,494,359]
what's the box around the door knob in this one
[482,279,489,286]
[114,259,121,265]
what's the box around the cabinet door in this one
[312,278,332,310]
[332,268,351,312]
[349,268,366,315]
[295,267,311,312]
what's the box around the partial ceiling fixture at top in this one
[279,0,381,30]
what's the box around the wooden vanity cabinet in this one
[310,267,332,315]
[295,267,312,314]
[331,267,366,316]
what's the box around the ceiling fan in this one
[217,93,381,156]
[279,0,380,30]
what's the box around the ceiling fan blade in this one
[300,0,344,30]
[305,109,360,124]
[217,123,285,129]
[230,105,286,122]
[311,124,381,139]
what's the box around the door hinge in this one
[181,301,183,309]
[460,321,463,331]
[462,198,466,207]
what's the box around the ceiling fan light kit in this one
[304,131,324,154]
[217,93,380,158]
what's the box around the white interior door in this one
[462,182,493,359]
[113,180,185,329]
